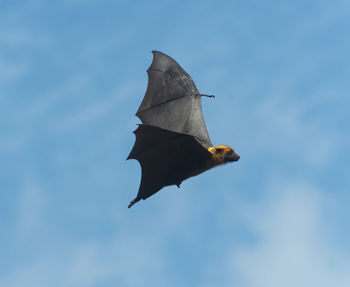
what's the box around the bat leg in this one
[128,197,140,208]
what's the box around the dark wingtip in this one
[128,197,140,208]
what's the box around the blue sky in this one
[1,0,350,286]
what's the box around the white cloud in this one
[55,83,138,131]
[15,179,49,239]
[220,91,342,170]
[4,177,349,287]
[2,1,349,287]
[0,57,28,83]
[229,179,350,287]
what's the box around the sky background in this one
[1,0,350,286]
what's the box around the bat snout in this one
[227,152,240,162]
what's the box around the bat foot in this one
[128,197,140,208]
[176,183,180,188]
[200,94,215,98]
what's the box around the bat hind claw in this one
[128,197,140,208]
[200,94,215,98]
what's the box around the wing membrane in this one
[136,51,213,149]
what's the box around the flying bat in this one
[127,51,240,208]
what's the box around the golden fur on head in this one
[208,145,240,165]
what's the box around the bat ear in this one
[215,148,224,154]
[208,147,224,154]
[208,147,216,155]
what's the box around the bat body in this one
[127,51,239,208]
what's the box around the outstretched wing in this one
[136,50,213,149]
[127,125,212,207]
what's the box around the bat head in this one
[208,145,240,164]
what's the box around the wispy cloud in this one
[229,178,350,287]
[0,57,28,84]
[1,1,350,287]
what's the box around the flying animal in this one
[127,51,240,208]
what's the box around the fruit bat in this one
[127,51,240,208]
